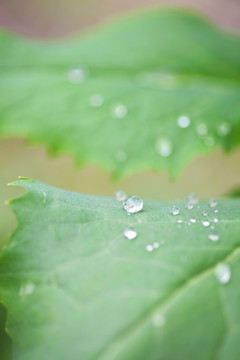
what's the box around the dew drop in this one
[202,220,210,227]
[42,191,47,203]
[68,67,87,84]
[152,313,166,327]
[170,206,180,215]
[153,242,160,249]
[209,199,217,207]
[124,227,137,240]
[215,263,231,284]
[177,115,191,128]
[202,210,208,217]
[155,138,173,157]
[185,193,198,204]
[115,150,127,163]
[208,231,219,241]
[205,136,215,147]
[213,218,219,223]
[197,123,208,137]
[217,122,231,137]
[211,225,215,230]
[177,219,183,224]
[123,196,143,214]
[114,104,128,118]
[190,218,196,223]
[214,209,219,213]
[115,190,127,201]
[19,282,35,296]
[186,202,194,210]
[146,244,154,252]
[90,93,104,107]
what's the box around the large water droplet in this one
[19,282,35,296]
[209,199,217,207]
[123,196,143,214]
[177,115,191,128]
[152,313,166,327]
[208,231,219,241]
[190,218,196,223]
[202,220,210,227]
[186,202,194,210]
[155,138,173,157]
[185,193,198,204]
[202,210,208,217]
[146,244,154,252]
[217,122,231,137]
[115,190,127,201]
[170,206,180,215]
[197,123,208,137]
[215,263,231,284]
[68,67,87,84]
[124,227,137,240]
[114,104,128,118]
[90,93,104,107]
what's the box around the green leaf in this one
[0,178,240,360]
[0,303,12,360]
[0,9,240,178]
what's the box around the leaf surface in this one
[0,178,240,359]
[0,10,240,177]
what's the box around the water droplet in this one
[115,190,127,201]
[214,209,219,213]
[177,115,191,128]
[190,218,196,223]
[146,244,154,252]
[152,313,166,327]
[115,150,127,163]
[202,220,210,227]
[177,219,183,224]
[197,123,208,137]
[211,225,215,230]
[205,136,215,147]
[217,122,231,137]
[19,283,35,296]
[185,193,198,204]
[202,210,208,217]
[68,67,87,84]
[42,191,47,203]
[209,199,217,207]
[114,104,128,118]
[170,206,180,215]
[90,93,104,107]
[213,218,219,223]
[153,242,159,249]
[124,227,137,240]
[123,196,143,214]
[215,263,231,284]
[155,138,173,157]
[186,202,194,210]
[208,231,219,241]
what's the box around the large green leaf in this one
[0,178,240,359]
[0,9,240,178]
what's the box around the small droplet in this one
[190,218,196,223]
[152,313,166,327]
[211,225,215,230]
[217,122,231,137]
[114,104,128,118]
[115,150,127,163]
[155,138,173,157]
[205,136,215,147]
[197,123,208,137]
[213,218,219,223]
[115,190,127,201]
[146,244,154,252]
[124,227,137,240]
[123,196,143,214]
[202,220,210,227]
[170,206,180,215]
[153,242,159,249]
[90,93,104,107]
[186,202,194,210]
[68,67,87,84]
[177,115,191,128]
[42,191,47,203]
[208,231,219,241]
[177,219,183,224]
[214,209,219,213]
[209,199,217,207]
[185,193,198,204]
[19,283,35,296]
[215,263,231,284]
[202,210,208,217]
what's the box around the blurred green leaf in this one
[0,9,240,178]
[0,178,240,359]
[0,302,12,360]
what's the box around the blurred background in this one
[0,0,240,250]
